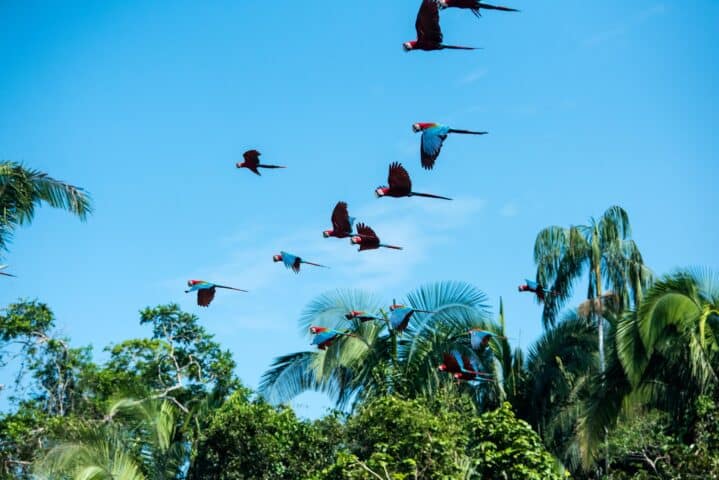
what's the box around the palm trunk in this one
[596,265,605,372]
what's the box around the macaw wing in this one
[416,0,443,44]
[390,307,414,330]
[442,352,461,372]
[331,201,351,233]
[243,149,260,168]
[312,331,339,346]
[280,251,300,272]
[388,162,412,192]
[470,330,491,350]
[525,279,539,290]
[355,223,378,242]
[197,287,216,307]
[421,127,448,169]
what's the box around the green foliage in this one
[260,281,499,410]
[0,161,92,255]
[189,391,340,480]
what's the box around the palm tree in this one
[579,268,719,468]
[259,281,503,410]
[533,205,651,371]
[34,399,185,480]
[0,161,92,255]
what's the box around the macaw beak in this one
[322,230,331,238]
[350,236,362,245]
[412,124,421,133]
[403,42,412,52]
[272,255,282,262]
[236,162,244,168]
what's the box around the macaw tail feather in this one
[0,272,16,277]
[215,285,249,292]
[411,192,453,201]
[448,129,488,135]
[302,261,329,268]
[380,244,403,250]
[441,45,480,50]
[478,2,519,12]
[258,164,286,169]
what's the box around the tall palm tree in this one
[259,281,502,410]
[0,161,92,255]
[533,205,651,371]
[34,399,185,480]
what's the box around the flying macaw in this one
[309,327,368,350]
[404,0,478,51]
[350,223,403,251]
[273,251,328,273]
[518,279,554,301]
[438,351,493,381]
[185,280,248,307]
[375,162,452,200]
[389,305,434,332]
[323,201,357,239]
[0,265,16,277]
[438,0,519,17]
[413,123,488,170]
[468,329,506,350]
[345,310,382,322]
[235,149,286,176]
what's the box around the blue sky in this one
[1,0,717,417]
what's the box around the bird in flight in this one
[518,279,555,301]
[389,304,435,332]
[375,162,452,200]
[235,150,286,175]
[323,202,358,239]
[438,0,519,17]
[350,223,403,251]
[403,0,478,52]
[413,123,488,170]
[185,280,247,307]
[273,251,328,273]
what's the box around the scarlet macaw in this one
[273,251,328,273]
[438,0,519,17]
[0,265,16,277]
[468,329,506,350]
[375,163,452,200]
[518,279,554,301]
[323,202,357,239]
[185,280,247,307]
[350,223,403,251]
[235,150,286,176]
[438,351,493,381]
[413,123,488,170]
[404,0,478,51]
[345,310,382,322]
[389,305,434,332]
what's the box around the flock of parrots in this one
[3,1,563,386]
[183,1,561,385]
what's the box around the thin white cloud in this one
[457,68,488,86]
[584,4,666,47]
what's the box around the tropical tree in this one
[259,281,502,410]
[0,161,92,255]
[34,399,186,480]
[533,205,651,371]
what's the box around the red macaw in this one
[518,279,555,301]
[438,351,493,381]
[413,123,488,170]
[273,251,328,273]
[350,223,403,251]
[467,329,506,350]
[404,0,479,52]
[438,0,519,17]
[235,149,286,176]
[185,280,248,307]
[323,202,357,239]
[375,163,452,200]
